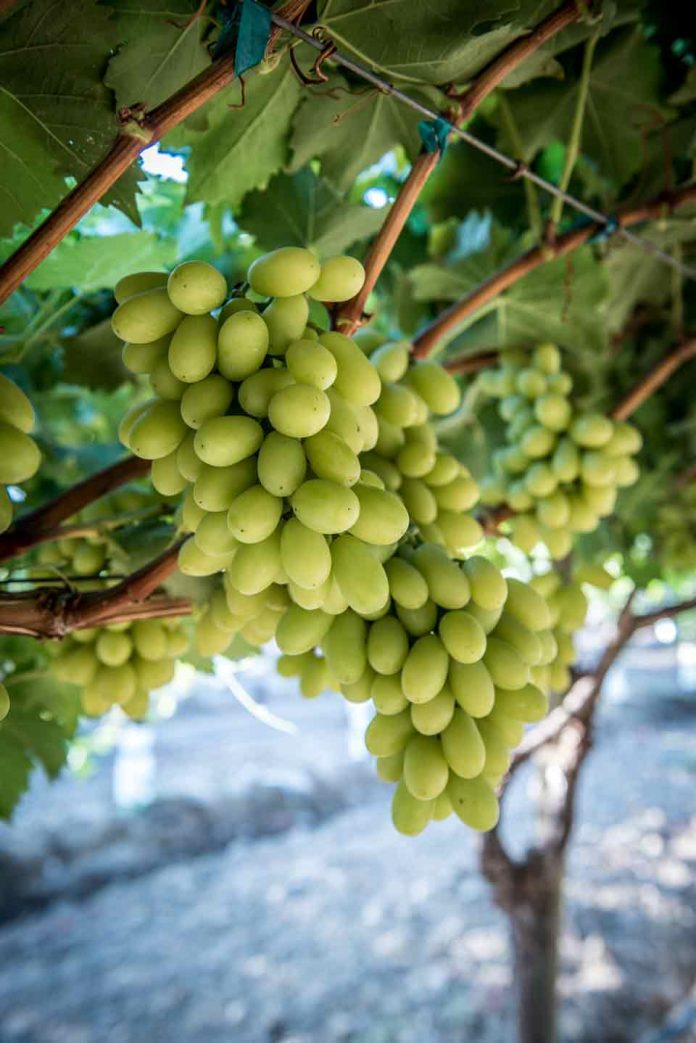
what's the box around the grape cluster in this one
[52,616,189,719]
[657,483,696,571]
[0,373,41,533]
[37,534,109,582]
[477,344,642,557]
[527,569,588,696]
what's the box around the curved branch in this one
[412,184,696,358]
[0,541,187,638]
[610,337,696,420]
[334,0,582,334]
[0,0,312,306]
[444,351,499,375]
[0,455,150,563]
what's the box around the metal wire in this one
[270,9,696,281]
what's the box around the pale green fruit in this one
[180,375,234,429]
[268,384,330,438]
[248,247,320,297]
[122,336,170,375]
[217,311,269,380]
[0,373,35,432]
[168,315,217,383]
[263,296,310,355]
[285,339,337,389]
[308,256,366,302]
[193,416,263,467]
[0,422,41,483]
[129,401,187,460]
[167,261,226,314]
[111,287,182,343]
[114,270,168,303]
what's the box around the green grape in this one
[505,580,550,636]
[324,389,363,453]
[280,518,331,590]
[182,489,205,531]
[224,583,268,620]
[391,781,434,836]
[257,432,307,497]
[151,450,188,497]
[412,544,470,609]
[397,441,436,479]
[302,430,360,487]
[72,541,106,576]
[536,490,570,529]
[291,479,360,534]
[263,295,310,355]
[401,634,449,704]
[0,422,41,483]
[441,709,485,778]
[299,654,330,698]
[507,482,534,512]
[396,598,438,637]
[180,375,234,429]
[376,383,419,427]
[435,511,483,554]
[118,401,152,449]
[193,458,256,512]
[424,453,460,488]
[285,339,337,389]
[570,413,613,448]
[121,691,150,721]
[483,637,529,690]
[323,609,367,683]
[195,611,234,655]
[573,562,614,590]
[226,530,282,595]
[361,452,402,491]
[216,310,269,380]
[275,606,332,655]
[406,361,460,415]
[494,683,548,722]
[94,662,137,705]
[82,685,112,717]
[322,576,349,615]
[248,247,321,297]
[432,791,453,821]
[348,485,409,545]
[178,536,233,576]
[167,261,226,314]
[218,297,258,325]
[376,752,405,783]
[95,630,132,667]
[53,644,98,685]
[227,485,282,543]
[114,270,168,303]
[365,708,414,757]
[238,367,295,418]
[376,417,406,458]
[166,627,190,658]
[399,478,438,524]
[149,357,187,400]
[167,315,217,383]
[481,705,524,747]
[111,287,182,343]
[385,557,428,609]
[534,393,571,431]
[72,627,98,644]
[194,511,239,557]
[308,256,365,302]
[371,673,409,715]
[194,415,263,467]
[132,655,175,691]
[493,612,542,665]
[566,494,598,533]
[337,667,372,706]
[554,631,576,665]
[532,342,561,374]
[121,337,169,375]
[463,556,507,611]
[448,660,495,717]
[403,735,449,799]
[128,400,187,460]
[210,589,240,632]
[268,384,330,438]
[516,368,547,398]
[551,438,580,482]
[433,475,479,513]
[367,616,410,674]
[613,456,639,487]
[0,373,35,432]
[353,404,380,452]
[370,341,410,383]
[438,611,486,664]
[320,332,381,406]
[604,420,642,456]
[331,534,390,616]
[580,451,615,486]
[410,685,455,736]
[447,775,499,831]
[551,583,587,630]
[520,426,556,459]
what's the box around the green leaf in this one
[0,94,68,237]
[316,0,522,85]
[105,0,211,111]
[168,57,303,210]
[62,319,131,390]
[289,72,426,191]
[237,169,386,256]
[0,0,140,235]
[495,27,669,187]
[26,232,176,293]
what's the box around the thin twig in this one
[0,456,150,562]
[609,337,696,420]
[444,351,499,375]
[411,183,696,358]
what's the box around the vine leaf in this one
[495,27,669,187]
[167,57,303,211]
[0,0,140,235]
[289,72,428,192]
[62,319,131,390]
[238,169,386,255]
[25,232,177,293]
[105,0,211,111]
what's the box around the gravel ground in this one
[0,644,694,1043]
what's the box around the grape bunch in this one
[528,569,588,695]
[0,373,41,533]
[52,616,189,719]
[477,344,642,557]
[36,534,110,582]
[656,483,696,571]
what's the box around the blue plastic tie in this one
[235,0,272,76]
[418,117,450,158]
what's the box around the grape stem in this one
[0,455,150,563]
[481,589,696,898]
[0,541,188,638]
[412,183,696,359]
[0,0,313,307]
[334,0,583,334]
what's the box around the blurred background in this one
[0,606,694,1043]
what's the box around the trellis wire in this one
[270,9,696,281]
